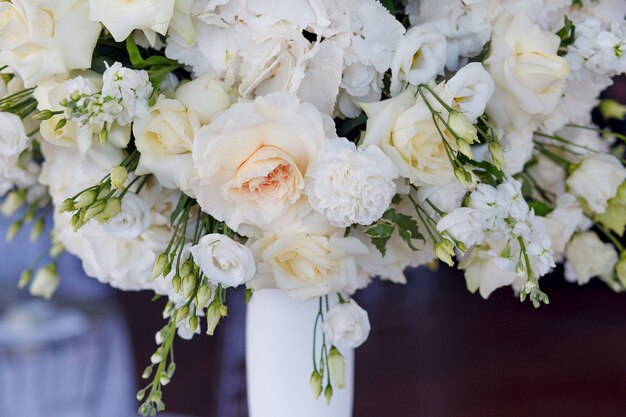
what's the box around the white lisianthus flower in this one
[190,234,256,288]
[190,93,330,236]
[305,138,398,228]
[544,194,585,262]
[323,300,371,350]
[0,0,101,87]
[248,213,369,300]
[390,24,447,95]
[416,180,467,215]
[88,0,176,44]
[0,112,29,157]
[29,265,60,300]
[566,154,626,214]
[460,248,521,299]
[102,192,151,240]
[361,86,456,187]
[485,12,569,130]
[437,207,484,248]
[565,232,618,285]
[443,62,494,123]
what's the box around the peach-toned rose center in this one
[242,162,295,194]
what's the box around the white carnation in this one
[306,139,398,228]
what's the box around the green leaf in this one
[528,201,553,217]
[365,222,395,257]
[556,16,576,56]
[394,212,424,248]
[379,0,395,15]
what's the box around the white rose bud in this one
[323,300,371,350]
[190,234,256,288]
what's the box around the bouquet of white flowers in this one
[1,0,626,414]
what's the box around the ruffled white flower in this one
[443,62,494,122]
[190,93,330,236]
[305,138,398,227]
[88,0,176,44]
[0,112,29,157]
[190,234,256,288]
[544,194,586,262]
[323,300,371,350]
[390,24,447,95]
[566,153,626,214]
[0,0,101,87]
[565,232,618,285]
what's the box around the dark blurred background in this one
[115,77,626,417]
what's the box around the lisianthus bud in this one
[151,349,163,364]
[600,99,626,121]
[182,273,196,298]
[435,240,455,267]
[49,241,64,258]
[488,142,505,170]
[448,112,478,144]
[454,167,473,188]
[195,285,212,308]
[110,166,128,188]
[30,218,45,242]
[75,190,96,209]
[99,128,108,144]
[176,305,190,323]
[324,384,333,405]
[310,370,323,399]
[1,190,26,216]
[18,269,32,289]
[152,253,170,279]
[172,275,182,293]
[6,220,22,241]
[456,138,473,159]
[95,198,121,222]
[84,200,106,219]
[54,118,67,131]
[328,346,346,389]
[59,198,75,213]
[33,109,54,121]
[189,315,199,332]
[29,264,60,300]
[206,299,223,336]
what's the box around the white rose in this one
[361,86,456,186]
[175,75,232,125]
[323,300,371,350]
[190,234,256,288]
[248,213,369,300]
[134,97,201,195]
[485,12,569,130]
[88,0,175,44]
[443,62,494,123]
[0,0,101,87]
[544,194,585,262]
[305,138,398,228]
[566,154,626,214]
[390,24,447,95]
[0,112,29,157]
[190,93,329,236]
[565,232,618,285]
[102,192,151,239]
[460,249,520,299]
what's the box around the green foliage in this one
[365,206,424,256]
[556,16,576,56]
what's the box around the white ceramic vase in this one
[246,289,355,417]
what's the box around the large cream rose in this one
[485,12,569,130]
[190,92,330,236]
[361,86,456,186]
[0,0,101,87]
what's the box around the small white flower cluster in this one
[438,178,555,298]
[567,18,626,81]
[63,62,152,131]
